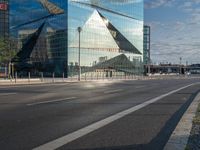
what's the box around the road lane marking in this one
[0,93,17,96]
[27,97,77,106]
[104,89,123,94]
[33,83,198,150]
[135,85,146,89]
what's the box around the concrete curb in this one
[164,92,200,150]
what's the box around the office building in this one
[143,25,150,65]
[18,29,48,63]
[10,0,144,77]
[0,0,9,39]
[46,27,67,74]
[68,0,144,77]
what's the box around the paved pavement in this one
[0,78,200,150]
[164,92,200,150]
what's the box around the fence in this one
[0,71,200,85]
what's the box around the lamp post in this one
[77,27,82,81]
[180,57,182,75]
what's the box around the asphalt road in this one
[0,78,200,150]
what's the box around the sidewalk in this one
[186,101,200,149]
[0,78,42,85]
[0,78,123,85]
[0,75,199,86]
[164,92,200,150]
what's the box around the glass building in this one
[10,0,67,76]
[9,0,143,77]
[0,0,9,39]
[68,0,144,77]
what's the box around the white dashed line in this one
[27,97,77,106]
[0,93,17,96]
[104,89,123,94]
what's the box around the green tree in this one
[0,38,16,66]
[0,37,17,78]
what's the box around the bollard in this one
[10,74,12,83]
[15,72,17,83]
[52,72,55,83]
[41,72,44,82]
[63,72,65,82]
[28,72,30,83]
[71,72,73,81]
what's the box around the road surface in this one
[0,78,200,150]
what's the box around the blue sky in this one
[145,0,200,64]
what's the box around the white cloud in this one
[145,0,200,64]
[144,0,177,9]
[108,0,142,4]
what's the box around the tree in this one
[0,37,17,78]
[0,37,16,66]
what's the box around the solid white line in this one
[104,89,123,94]
[27,97,77,106]
[0,93,17,96]
[33,83,198,150]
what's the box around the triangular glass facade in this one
[69,10,119,51]
[98,11,141,54]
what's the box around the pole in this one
[8,62,11,78]
[12,63,14,78]
[180,57,182,75]
[77,27,82,81]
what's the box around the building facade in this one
[18,29,48,63]
[143,25,150,65]
[68,0,144,77]
[0,0,9,39]
[10,0,67,76]
[46,28,67,75]
[9,0,143,77]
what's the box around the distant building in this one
[143,25,150,65]
[0,0,9,39]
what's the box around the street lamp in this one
[77,27,82,81]
[180,57,182,75]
